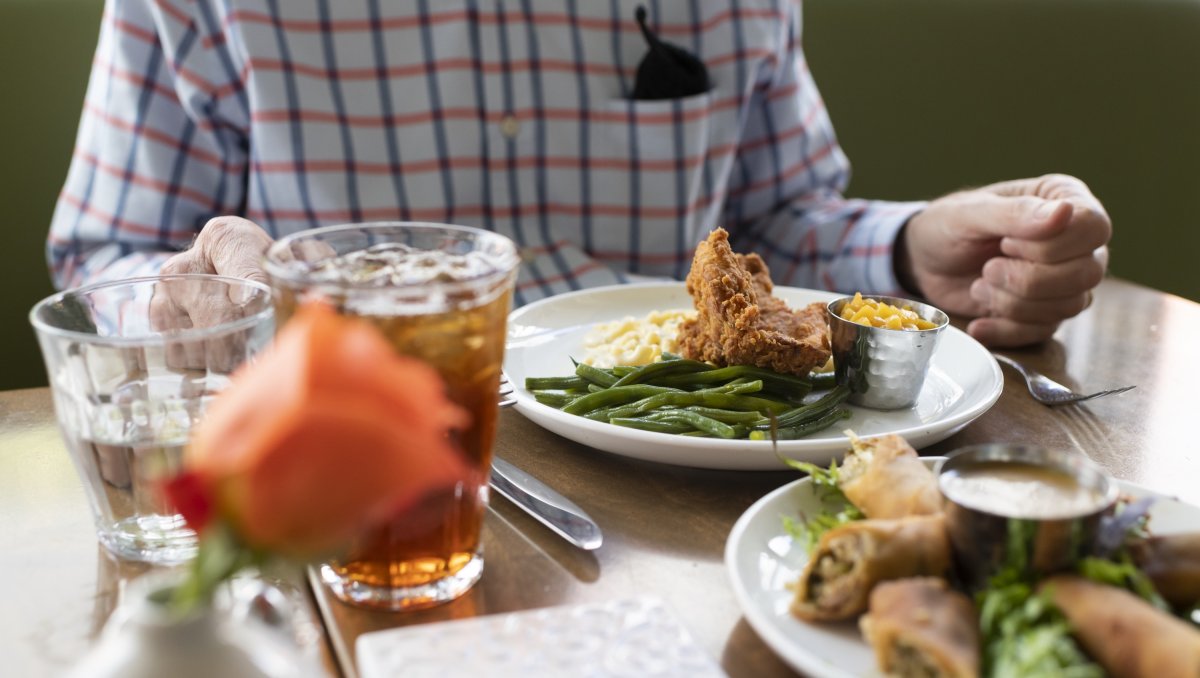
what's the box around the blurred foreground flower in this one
[163,302,469,612]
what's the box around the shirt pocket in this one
[592,89,716,167]
[578,91,725,274]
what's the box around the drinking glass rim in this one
[263,221,520,291]
[29,273,274,346]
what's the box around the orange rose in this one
[175,302,469,557]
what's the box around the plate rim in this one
[505,282,1003,470]
[722,458,1188,677]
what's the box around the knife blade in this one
[489,456,603,550]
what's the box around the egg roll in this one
[791,515,951,621]
[1041,575,1200,678]
[860,577,980,678]
[840,434,942,519]
[1129,533,1200,610]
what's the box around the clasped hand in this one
[899,174,1111,347]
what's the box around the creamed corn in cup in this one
[827,294,948,410]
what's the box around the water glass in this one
[29,275,274,564]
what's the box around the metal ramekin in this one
[936,444,1119,591]
[826,295,948,410]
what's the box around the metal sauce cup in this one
[937,444,1118,591]
[827,295,948,409]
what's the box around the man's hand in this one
[152,217,275,370]
[160,216,274,282]
[897,174,1111,347]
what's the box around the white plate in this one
[723,459,1199,677]
[505,282,1003,470]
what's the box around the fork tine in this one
[1068,385,1136,405]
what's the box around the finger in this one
[149,286,189,333]
[970,279,1091,324]
[944,191,1074,241]
[967,316,1059,348]
[199,216,274,284]
[159,249,209,276]
[184,283,246,373]
[92,442,131,489]
[985,174,1105,211]
[999,206,1112,264]
[272,239,337,265]
[981,253,1106,301]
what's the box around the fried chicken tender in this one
[677,229,831,376]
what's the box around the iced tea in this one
[267,225,518,610]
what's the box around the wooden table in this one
[3,277,1198,677]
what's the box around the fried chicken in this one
[677,228,830,376]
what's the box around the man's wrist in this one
[892,215,924,298]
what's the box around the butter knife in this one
[489,456,603,550]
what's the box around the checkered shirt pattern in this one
[49,0,925,306]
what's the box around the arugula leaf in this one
[779,457,864,553]
[978,577,1102,678]
[1078,555,1170,611]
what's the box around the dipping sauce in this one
[940,460,1108,520]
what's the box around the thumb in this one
[948,192,1073,241]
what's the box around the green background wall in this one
[2,0,1197,390]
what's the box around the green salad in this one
[784,456,1172,678]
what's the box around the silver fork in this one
[991,353,1135,406]
[498,373,516,408]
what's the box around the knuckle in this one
[159,253,190,275]
[1080,262,1105,289]
[200,217,235,243]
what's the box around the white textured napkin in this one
[356,597,725,678]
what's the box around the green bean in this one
[749,407,852,440]
[525,376,588,390]
[695,379,763,395]
[655,365,811,394]
[751,385,851,430]
[561,384,681,415]
[606,391,792,418]
[609,417,693,434]
[680,424,749,438]
[610,358,714,387]
[672,406,763,424]
[587,383,605,393]
[532,392,578,408]
[573,362,619,388]
[808,371,838,391]
[651,410,736,438]
[612,365,637,376]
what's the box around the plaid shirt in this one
[49,0,924,306]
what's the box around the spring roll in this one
[1130,533,1200,610]
[860,578,980,678]
[791,515,951,621]
[840,433,942,519]
[1041,576,1200,678]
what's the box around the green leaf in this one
[1078,555,1170,611]
[978,580,1102,678]
[779,457,864,553]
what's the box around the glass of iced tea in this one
[264,222,519,611]
[29,275,275,564]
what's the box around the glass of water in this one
[29,275,274,564]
